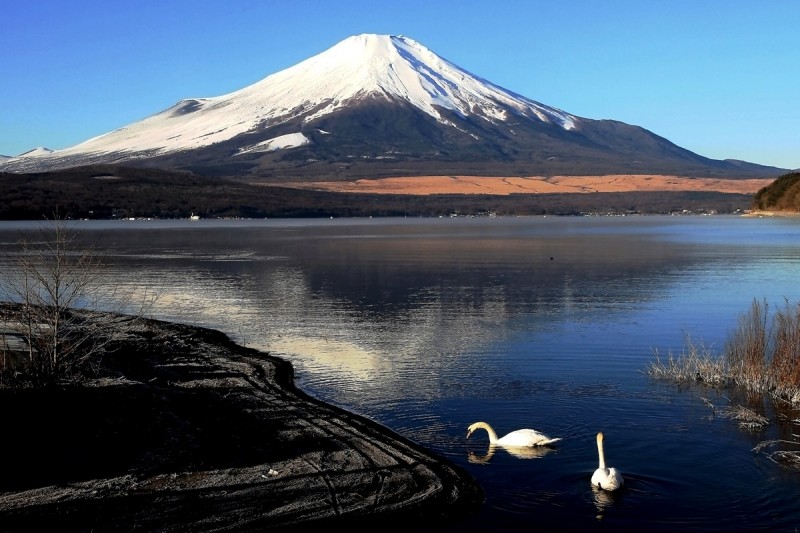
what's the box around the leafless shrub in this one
[0,216,157,387]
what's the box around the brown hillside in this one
[276,174,774,196]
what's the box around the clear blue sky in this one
[3,0,798,170]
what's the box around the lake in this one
[2,214,800,531]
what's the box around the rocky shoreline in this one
[0,312,483,531]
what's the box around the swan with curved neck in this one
[591,431,624,491]
[466,421,561,447]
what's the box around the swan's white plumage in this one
[591,431,624,491]
[466,421,561,447]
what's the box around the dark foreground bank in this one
[0,311,483,531]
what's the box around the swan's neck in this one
[597,440,607,469]
[477,422,499,443]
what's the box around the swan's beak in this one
[466,430,473,438]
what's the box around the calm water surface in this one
[2,215,800,531]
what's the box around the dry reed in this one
[752,440,800,467]
[726,298,800,403]
[718,404,770,430]
[698,396,769,429]
[648,298,800,405]
[646,334,728,385]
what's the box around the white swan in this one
[591,432,624,491]
[466,421,562,447]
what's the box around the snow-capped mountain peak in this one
[3,33,782,179]
[2,34,576,171]
[243,33,576,128]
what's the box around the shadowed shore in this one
[0,312,483,531]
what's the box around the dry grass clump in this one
[699,396,770,429]
[646,335,728,385]
[648,298,800,405]
[752,440,800,467]
[719,404,770,430]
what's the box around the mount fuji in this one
[0,34,786,178]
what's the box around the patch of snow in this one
[235,133,310,155]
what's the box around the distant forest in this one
[1,165,761,220]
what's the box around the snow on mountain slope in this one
[235,133,311,155]
[3,34,576,170]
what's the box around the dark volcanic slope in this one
[127,99,787,180]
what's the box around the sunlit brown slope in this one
[277,174,775,195]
